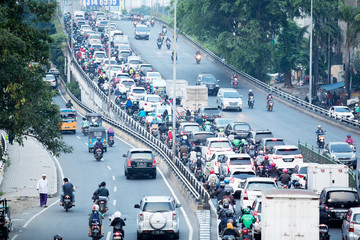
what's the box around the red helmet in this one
[271,162,276,167]
[210,169,215,174]
[283,168,288,173]
[264,155,269,160]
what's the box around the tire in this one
[126,173,131,179]
[238,108,242,112]
[221,104,225,111]
[137,233,142,240]
[174,232,179,239]
[152,172,157,179]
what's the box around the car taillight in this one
[114,232,120,236]
[324,204,328,211]
[152,159,156,167]
[254,211,258,222]
[295,155,303,158]
[273,156,282,159]
[243,190,248,200]
[215,161,219,167]
[297,174,304,178]
[127,159,131,167]
[230,177,235,183]
[350,221,354,232]
[140,213,144,221]
[172,213,176,220]
[145,103,147,106]
[131,93,134,96]
[251,161,254,170]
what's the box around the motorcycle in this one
[151,19,155,27]
[350,144,357,152]
[180,152,188,165]
[240,228,253,240]
[157,41,162,49]
[319,224,330,240]
[195,167,203,181]
[161,133,167,143]
[82,126,90,136]
[195,54,201,64]
[208,182,216,198]
[317,133,325,148]
[232,77,239,89]
[166,40,170,49]
[267,99,274,111]
[120,101,126,110]
[90,222,102,240]
[97,196,108,215]
[108,136,114,147]
[132,111,139,121]
[248,96,254,109]
[94,149,103,161]
[109,218,126,240]
[63,195,73,212]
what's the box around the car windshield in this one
[143,202,174,212]
[328,191,358,203]
[133,89,145,94]
[246,182,276,191]
[203,108,219,114]
[130,152,152,160]
[255,133,273,141]
[335,107,351,113]
[111,66,122,71]
[129,60,141,64]
[147,96,161,102]
[141,66,152,71]
[275,148,300,155]
[45,74,55,80]
[210,141,231,148]
[156,108,166,114]
[82,25,91,30]
[265,140,285,147]
[90,35,101,39]
[215,118,233,126]
[100,21,108,25]
[122,80,134,86]
[224,92,240,98]
[232,171,255,179]
[201,75,216,83]
[234,124,250,131]
[183,125,201,132]
[119,45,130,50]
[104,60,116,65]
[230,158,251,165]
[95,52,106,58]
[136,26,148,32]
[148,72,160,77]
[92,45,102,50]
[330,144,352,153]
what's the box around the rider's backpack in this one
[91,211,100,223]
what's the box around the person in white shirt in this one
[36,173,48,207]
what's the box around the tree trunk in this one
[283,70,293,88]
[313,36,320,97]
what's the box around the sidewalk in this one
[0,137,57,210]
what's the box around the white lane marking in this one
[10,234,18,240]
[112,176,115,181]
[113,200,116,206]
[54,156,65,180]
[84,142,88,146]
[114,186,117,192]
[106,232,111,240]
[77,136,81,139]
[107,165,112,171]
[23,199,60,228]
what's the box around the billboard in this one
[85,0,119,6]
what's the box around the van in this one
[216,88,242,111]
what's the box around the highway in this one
[116,19,359,239]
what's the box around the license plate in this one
[283,158,293,162]
[152,104,157,107]
[335,212,346,218]
[230,102,237,105]
[137,162,145,166]
[154,230,164,234]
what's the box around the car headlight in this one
[136,32,139,34]
[352,153,357,159]
[215,84,219,87]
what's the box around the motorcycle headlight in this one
[216,84,219,87]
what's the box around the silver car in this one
[217,88,243,111]
[342,207,360,240]
[134,24,150,40]
[323,142,357,168]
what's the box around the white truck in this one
[261,189,319,240]
[182,86,208,111]
[306,163,349,194]
[166,79,188,99]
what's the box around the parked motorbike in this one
[319,224,330,240]
[248,96,254,109]
[317,133,325,148]
[195,54,201,64]
[82,126,90,136]
[63,195,73,212]
[94,149,103,161]
[97,196,108,215]
[108,136,114,147]
[267,100,274,111]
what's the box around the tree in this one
[338,3,360,98]
[0,0,72,156]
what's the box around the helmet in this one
[283,168,288,173]
[224,179,230,184]
[220,182,225,188]
[210,169,215,174]
[271,162,276,167]
[53,235,63,240]
[127,98,130,100]
[347,133,351,138]
[264,155,269,160]
[182,136,187,140]
[93,122,99,127]
[223,202,229,209]
[100,181,106,186]
[93,204,99,211]
[244,207,251,214]
[169,127,172,130]
[258,150,264,155]
[97,136,101,141]
[205,121,210,125]
[249,89,252,92]
[225,189,231,195]
[356,104,359,107]
[317,125,321,129]
[83,117,86,120]
[196,152,201,157]
[206,162,211,168]
[225,210,233,217]
[220,128,224,132]
[241,139,246,144]
[250,145,254,150]
[113,211,121,218]
[219,175,225,181]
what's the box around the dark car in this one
[248,130,273,146]
[320,187,359,224]
[178,122,202,136]
[123,148,156,179]
[258,138,285,154]
[198,107,221,122]
[134,24,150,40]
[196,74,219,95]
[210,118,234,132]
[188,131,215,148]
[137,64,153,76]
[224,122,252,139]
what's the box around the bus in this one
[60,109,77,134]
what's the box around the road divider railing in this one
[155,18,360,130]
[66,47,210,205]
[298,139,357,189]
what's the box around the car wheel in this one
[137,232,142,240]
[126,173,131,179]
[238,108,242,112]
[174,232,179,239]
[152,172,157,179]
[221,104,225,111]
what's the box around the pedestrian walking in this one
[36,173,48,207]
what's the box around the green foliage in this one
[0,0,72,156]
[67,81,81,101]
[49,32,67,75]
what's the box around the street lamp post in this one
[107,0,112,112]
[309,0,313,105]
[172,0,177,162]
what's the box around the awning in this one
[320,82,344,91]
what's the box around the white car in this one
[139,95,163,112]
[216,88,243,111]
[208,151,231,176]
[154,106,172,122]
[80,24,92,34]
[93,51,106,64]
[126,55,142,70]
[201,137,232,161]
[227,168,256,198]
[118,78,135,91]
[146,72,161,83]
[102,58,117,69]
[134,196,181,240]
[329,106,354,119]
[43,73,57,88]
[224,153,254,173]
[105,65,123,78]
[128,86,146,101]
[270,145,304,172]
[239,177,278,210]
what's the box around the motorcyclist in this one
[218,202,230,220]
[88,204,104,237]
[217,128,225,137]
[138,109,146,118]
[239,207,255,229]
[215,182,226,202]
[107,127,114,138]
[92,181,110,204]
[179,143,189,158]
[206,169,218,190]
[266,92,273,109]
[278,168,291,187]
[159,123,168,136]
[316,125,324,135]
[220,222,240,239]
[219,210,237,234]
[109,211,126,238]
[93,136,104,156]
[162,109,169,122]
[81,117,90,132]
[132,101,139,113]
[167,126,173,143]
[128,67,134,76]
[355,103,360,115]
[203,121,211,131]
[165,37,171,44]
[231,138,241,152]
[345,133,355,145]
[66,100,73,108]
[60,177,75,206]
[262,155,270,176]
[125,98,132,110]
[216,175,225,189]
[224,178,234,194]
[53,235,63,240]
[221,189,236,206]
[267,162,278,178]
[248,89,254,105]
[180,135,190,148]
[196,49,201,56]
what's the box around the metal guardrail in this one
[155,18,360,129]
[0,132,7,160]
[298,139,357,188]
[66,47,210,203]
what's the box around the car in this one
[239,177,278,210]
[224,122,252,139]
[123,148,156,179]
[227,168,256,198]
[134,196,181,239]
[216,88,243,111]
[320,187,359,224]
[178,122,202,136]
[269,145,304,173]
[80,24,92,34]
[342,207,360,240]
[110,23,117,30]
[126,55,142,71]
[153,106,172,123]
[113,35,130,48]
[201,137,232,161]
[90,43,104,52]
[93,51,106,64]
[118,49,132,63]
[76,20,86,28]
[223,153,254,174]
[247,130,273,146]
[97,20,108,32]
[128,86,146,102]
[43,73,57,89]
[250,197,262,239]
[323,142,357,168]
[208,151,230,176]
[145,71,161,83]
[118,78,135,91]
[134,24,150,40]
[105,65,123,77]
[197,106,221,122]
[329,106,354,120]
[137,64,153,76]
[101,58,117,69]
[196,74,219,95]
[188,131,215,148]
[210,118,234,132]
[258,138,285,154]
[139,95,163,112]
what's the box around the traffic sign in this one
[85,0,119,6]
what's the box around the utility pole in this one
[107,0,112,112]
[172,0,177,162]
[309,0,313,105]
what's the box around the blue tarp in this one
[320,82,345,91]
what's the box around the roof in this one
[246,177,276,183]
[130,148,152,152]
[262,189,319,199]
[89,126,106,132]
[328,141,350,145]
[143,196,173,202]
[320,82,345,91]
[323,187,357,192]
[219,88,238,92]
[226,153,251,158]
[206,137,230,141]
[262,137,284,141]
[179,122,200,126]
[272,145,298,149]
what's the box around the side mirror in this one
[122,154,127,158]
[134,204,140,208]
[175,203,182,208]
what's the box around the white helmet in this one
[93,204,99,211]
[356,104,359,107]
[249,89,252,92]
[318,125,321,129]
[113,211,121,218]
[182,136,187,140]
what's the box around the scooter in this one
[109,218,126,240]
[82,126,90,136]
[166,40,170,49]
[248,96,254,109]
[180,152,188,165]
[63,195,73,212]
[157,41,162,49]
[97,196,108,215]
[319,224,330,240]
[94,149,103,161]
[108,136,114,147]
[90,222,102,240]
[195,54,201,64]
[232,78,239,89]
[267,100,274,111]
